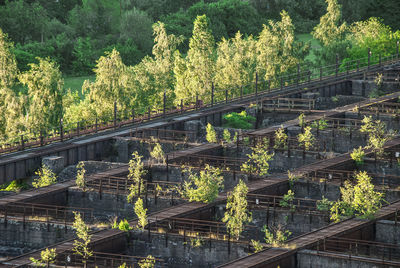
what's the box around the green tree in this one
[256,10,308,87]
[120,8,154,53]
[127,152,147,203]
[263,224,291,247]
[360,116,389,157]
[29,248,57,268]
[84,49,130,122]
[206,123,217,143]
[181,165,224,203]
[0,28,18,88]
[312,0,347,46]
[297,126,315,151]
[134,198,148,230]
[274,126,288,149]
[76,161,86,191]
[72,211,93,264]
[175,15,215,103]
[150,142,166,164]
[19,57,64,134]
[241,141,274,176]
[350,146,365,166]
[222,179,252,240]
[138,255,155,268]
[330,171,384,222]
[215,32,257,94]
[33,165,57,188]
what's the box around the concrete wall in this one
[0,219,75,257]
[297,249,397,268]
[67,188,186,221]
[128,231,248,268]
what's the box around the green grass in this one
[64,75,95,99]
[296,33,321,63]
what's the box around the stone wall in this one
[0,219,75,257]
[127,231,248,268]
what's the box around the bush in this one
[223,111,255,129]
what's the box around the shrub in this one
[223,111,255,129]
[274,126,287,149]
[297,126,315,150]
[206,123,217,143]
[279,190,296,211]
[350,146,365,166]
[263,225,291,247]
[241,141,274,176]
[311,119,328,130]
[33,166,57,188]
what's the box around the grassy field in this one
[296,33,321,62]
[64,75,95,98]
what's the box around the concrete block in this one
[42,156,64,174]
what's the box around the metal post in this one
[95,117,98,133]
[357,60,359,71]
[368,48,371,69]
[297,64,300,86]
[77,121,80,136]
[20,135,24,150]
[60,118,64,142]
[196,94,199,110]
[180,99,183,113]
[225,90,228,104]
[255,72,258,96]
[114,101,117,128]
[211,82,214,107]
[397,41,399,59]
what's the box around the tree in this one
[312,0,347,46]
[150,142,165,164]
[127,152,147,203]
[256,10,308,87]
[29,248,57,267]
[241,140,274,176]
[206,123,217,143]
[263,224,291,247]
[134,198,148,230]
[274,126,288,149]
[330,171,384,222]
[76,161,86,191]
[72,211,93,264]
[19,57,64,134]
[350,146,365,166]
[360,116,389,157]
[138,255,155,268]
[33,165,57,188]
[84,49,130,122]
[181,165,224,203]
[134,22,183,111]
[120,8,154,53]
[175,15,215,103]
[297,126,315,151]
[215,32,257,94]
[222,179,252,240]
[0,28,18,88]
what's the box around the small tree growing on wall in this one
[134,198,148,230]
[222,179,252,240]
[138,255,155,268]
[72,212,93,266]
[263,224,292,247]
[150,142,166,164]
[360,116,390,157]
[297,126,315,151]
[75,161,86,191]
[274,126,288,149]
[330,171,385,222]
[206,123,217,143]
[181,165,224,203]
[241,139,274,176]
[32,165,57,188]
[30,248,57,267]
[127,152,147,203]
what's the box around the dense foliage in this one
[0,0,399,143]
